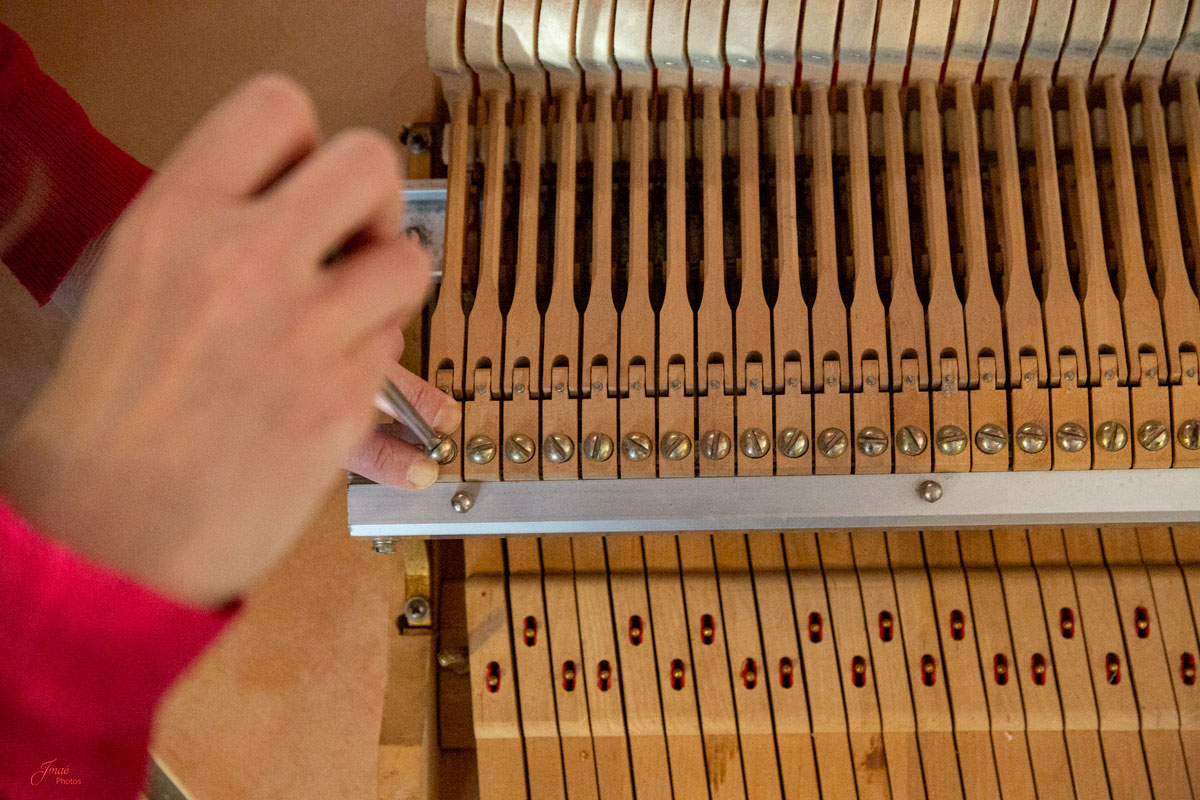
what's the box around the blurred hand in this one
[0,75,455,606]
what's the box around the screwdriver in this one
[375,378,456,463]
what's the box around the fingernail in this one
[433,399,462,433]
[407,457,439,489]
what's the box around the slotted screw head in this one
[817,428,848,459]
[1055,422,1088,453]
[896,425,928,457]
[1096,420,1129,452]
[1015,422,1048,454]
[975,424,1008,455]
[936,425,968,456]
[543,432,575,463]
[1179,419,1200,451]
[582,432,615,462]
[451,491,474,514]
[1138,420,1169,451]
[504,433,536,464]
[660,430,693,461]
[622,432,652,462]
[700,430,732,461]
[465,434,496,465]
[739,428,771,459]
[430,436,458,464]
[856,426,889,457]
[918,480,943,503]
[777,428,810,459]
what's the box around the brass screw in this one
[975,424,1008,455]
[582,432,615,462]
[563,665,576,682]
[660,430,693,461]
[465,434,497,465]
[936,425,968,456]
[505,433,537,464]
[621,432,653,462]
[1015,422,1047,454]
[817,428,848,458]
[781,661,793,676]
[1033,660,1046,677]
[598,666,611,682]
[1137,420,1169,451]
[854,660,867,676]
[543,432,575,463]
[671,665,685,681]
[1055,422,1088,453]
[486,672,500,689]
[1179,419,1200,451]
[436,649,470,674]
[1096,420,1128,452]
[431,436,458,464]
[996,660,1008,676]
[777,428,810,458]
[701,623,714,639]
[739,428,771,459]
[856,427,889,457]
[700,430,732,461]
[896,425,928,457]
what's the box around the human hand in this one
[0,75,441,606]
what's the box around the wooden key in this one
[464,539,528,800]
[570,537,634,800]
[746,533,821,799]
[784,531,860,799]
[712,533,783,799]
[503,366,540,481]
[1172,526,1200,798]
[506,538,568,799]
[641,534,716,799]
[885,530,966,800]
[602,535,672,798]
[850,530,927,800]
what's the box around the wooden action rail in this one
[459,527,1200,799]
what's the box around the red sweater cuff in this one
[0,497,238,799]
[0,24,151,304]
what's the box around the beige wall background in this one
[1,3,437,797]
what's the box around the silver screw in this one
[1179,419,1200,451]
[1096,420,1129,452]
[622,432,653,461]
[543,432,575,463]
[1015,422,1047,454]
[404,596,431,625]
[777,428,810,458]
[465,434,497,465]
[817,428,848,458]
[430,436,458,464]
[936,425,968,456]
[583,432,615,462]
[857,427,889,457]
[975,424,1008,455]
[1137,420,1169,451]
[505,433,537,463]
[739,428,771,459]
[700,430,732,460]
[896,425,928,457]
[918,480,943,503]
[1055,422,1088,453]
[370,537,397,554]
[660,430,693,461]
[451,491,474,513]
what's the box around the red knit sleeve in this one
[0,24,151,304]
[0,497,238,800]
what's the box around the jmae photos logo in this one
[30,759,81,787]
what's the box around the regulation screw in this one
[660,430,693,461]
[430,436,458,465]
[543,432,575,463]
[739,428,771,459]
[399,126,430,155]
[1137,420,1169,452]
[582,432,615,462]
[505,433,537,464]
[404,596,431,624]
[465,434,497,465]
[1096,420,1129,452]
[1055,422,1088,453]
[700,430,732,461]
[936,425,968,456]
[896,425,928,457]
[1179,419,1200,451]
[1015,422,1047,454]
[777,428,810,458]
[817,428,848,458]
[437,649,470,675]
[974,424,1008,455]
[370,537,397,554]
[622,432,653,462]
[451,491,474,514]
[918,480,943,503]
[856,427,889,457]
